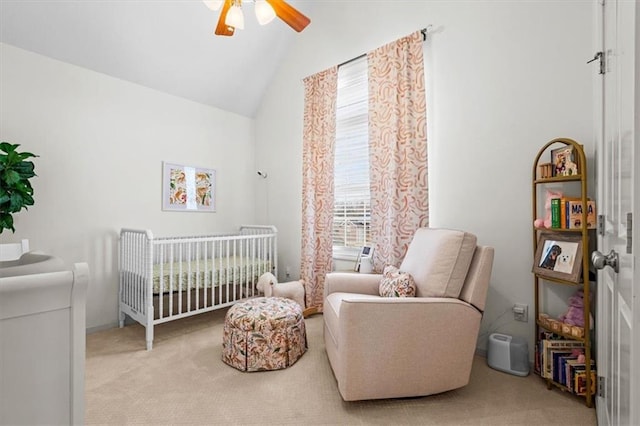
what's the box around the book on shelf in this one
[535,331,558,375]
[567,200,597,229]
[549,197,596,229]
[550,198,561,228]
[551,350,577,384]
[574,369,597,396]
[560,197,582,229]
[558,354,580,387]
[542,339,584,379]
[565,358,596,393]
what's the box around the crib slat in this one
[228,240,231,303]
[158,244,164,319]
[169,244,174,316]
[186,242,191,313]
[204,241,209,308]
[195,241,200,312]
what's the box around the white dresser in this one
[0,254,88,425]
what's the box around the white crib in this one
[119,225,277,350]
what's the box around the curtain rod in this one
[337,26,432,69]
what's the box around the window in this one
[333,57,370,259]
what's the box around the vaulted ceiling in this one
[0,0,314,117]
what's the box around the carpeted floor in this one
[86,308,597,425]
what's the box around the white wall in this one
[0,43,257,330]
[255,1,595,354]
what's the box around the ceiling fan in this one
[203,0,311,37]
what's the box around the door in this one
[594,0,637,424]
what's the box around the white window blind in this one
[333,57,370,256]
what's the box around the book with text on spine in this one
[560,197,581,229]
[542,339,584,379]
[567,200,596,229]
[551,198,561,228]
[574,369,597,396]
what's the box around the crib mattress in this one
[152,256,271,294]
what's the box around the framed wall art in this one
[532,232,583,283]
[162,162,216,212]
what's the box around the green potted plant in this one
[0,142,38,234]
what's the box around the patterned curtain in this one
[300,67,338,310]
[368,31,428,272]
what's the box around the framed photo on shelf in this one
[550,145,579,177]
[532,232,583,283]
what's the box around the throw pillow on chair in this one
[379,265,416,297]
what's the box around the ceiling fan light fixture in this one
[203,0,223,11]
[225,3,245,30]
[254,0,276,25]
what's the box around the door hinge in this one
[598,375,605,398]
[627,212,633,254]
[598,214,605,236]
[587,51,605,75]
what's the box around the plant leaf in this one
[0,142,18,154]
[17,152,37,161]
[0,212,15,233]
[13,162,35,177]
[3,170,21,185]
[9,192,24,212]
[22,193,34,206]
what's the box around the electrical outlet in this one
[513,303,528,322]
[285,266,291,277]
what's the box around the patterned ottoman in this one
[222,297,307,372]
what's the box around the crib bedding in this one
[152,256,271,294]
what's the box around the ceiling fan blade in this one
[266,0,310,33]
[215,0,235,36]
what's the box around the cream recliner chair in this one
[323,228,494,401]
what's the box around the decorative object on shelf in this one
[537,162,553,179]
[533,188,563,229]
[532,232,583,283]
[0,142,38,234]
[204,0,310,37]
[551,145,579,177]
[558,288,594,328]
[162,162,216,212]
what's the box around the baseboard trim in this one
[86,322,119,334]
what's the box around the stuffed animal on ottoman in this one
[257,272,306,312]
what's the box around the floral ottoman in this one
[222,297,307,372]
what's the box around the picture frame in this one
[162,162,216,212]
[550,145,579,177]
[532,232,583,283]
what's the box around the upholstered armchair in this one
[323,228,494,401]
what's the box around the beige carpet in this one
[86,309,597,425]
